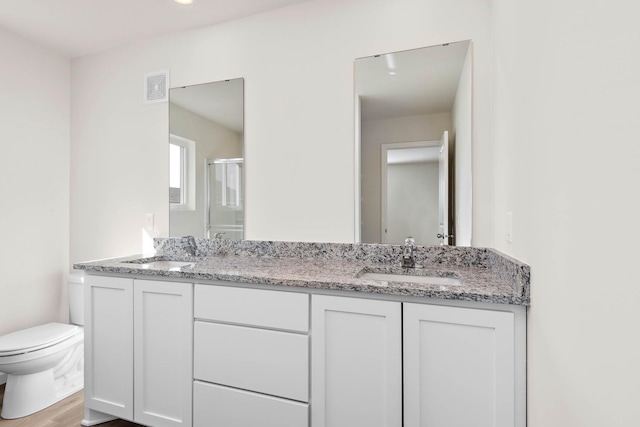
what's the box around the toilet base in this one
[1,342,84,419]
[2,370,58,419]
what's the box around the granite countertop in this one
[73,239,530,306]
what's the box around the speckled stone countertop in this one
[73,239,530,306]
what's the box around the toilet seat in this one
[0,323,79,357]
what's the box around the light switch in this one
[505,212,513,243]
[145,213,154,230]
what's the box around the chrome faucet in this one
[402,236,416,268]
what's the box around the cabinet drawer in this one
[194,381,308,427]
[194,321,309,402]
[194,284,309,332]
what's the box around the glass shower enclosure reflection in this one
[206,158,244,240]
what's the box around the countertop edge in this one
[74,248,530,307]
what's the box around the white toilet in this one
[0,274,85,419]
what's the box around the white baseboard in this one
[81,408,118,426]
[0,372,7,385]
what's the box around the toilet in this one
[0,274,85,419]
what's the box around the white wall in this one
[0,28,70,335]
[361,112,451,243]
[69,0,493,264]
[491,0,640,425]
[169,103,241,237]
[70,47,168,264]
[451,46,472,245]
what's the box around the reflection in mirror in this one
[169,78,244,239]
[206,157,244,239]
[356,41,472,246]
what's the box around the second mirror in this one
[356,41,472,247]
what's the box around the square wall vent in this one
[144,70,169,104]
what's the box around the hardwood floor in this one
[0,384,141,427]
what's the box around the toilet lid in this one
[0,323,78,356]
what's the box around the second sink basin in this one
[360,272,462,286]
[120,257,196,271]
[139,261,195,271]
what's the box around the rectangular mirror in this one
[356,40,472,246]
[169,78,244,239]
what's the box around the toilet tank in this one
[67,273,85,326]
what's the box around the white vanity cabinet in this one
[84,276,193,427]
[192,284,310,427]
[403,303,519,427]
[311,295,403,427]
[311,296,525,427]
[84,274,525,427]
[84,276,134,421]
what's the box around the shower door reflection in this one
[206,158,244,240]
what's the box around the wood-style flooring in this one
[0,384,141,427]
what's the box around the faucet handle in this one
[402,236,416,268]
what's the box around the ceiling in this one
[170,78,244,132]
[356,40,470,121]
[0,0,313,58]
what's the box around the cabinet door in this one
[133,280,193,427]
[311,295,402,427]
[404,303,515,427]
[84,275,134,421]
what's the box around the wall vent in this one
[144,70,169,104]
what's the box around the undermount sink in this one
[121,258,195,271]
[139,261,195,271]
[360,272,462,286]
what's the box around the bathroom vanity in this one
[74,239,529,427]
